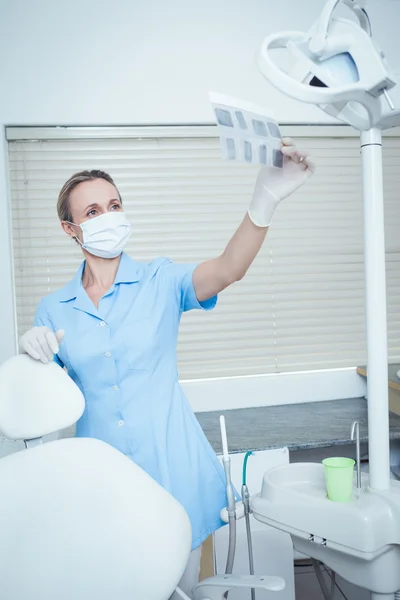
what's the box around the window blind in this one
[7,127,400,379]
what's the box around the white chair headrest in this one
[0,354,84,440]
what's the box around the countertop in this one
[357,364,400,391]
[196,397,400,455]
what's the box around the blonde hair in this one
[57,169,122,222]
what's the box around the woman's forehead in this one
[70,178,119,205]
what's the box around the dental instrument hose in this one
[220,416,237,600]
[242,452,256,600]
[223,457,237,574]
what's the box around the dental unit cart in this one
[245,1,400,599]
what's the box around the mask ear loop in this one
[73,236,84,247]
[64,221,83,246]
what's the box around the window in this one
[7,125,400,380]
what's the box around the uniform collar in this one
[114,252,141,284]
[59,252,141,303]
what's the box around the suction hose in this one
[219,415,237,595]
[223,455,237,574]
[225,514,237,574]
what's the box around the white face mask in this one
[69,211,132,259]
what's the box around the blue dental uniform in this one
[34,252,227,549]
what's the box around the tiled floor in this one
[294,563,370,600]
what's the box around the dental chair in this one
[0,354,285,600]
[0,354,192,600]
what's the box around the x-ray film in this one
[209,92,283,168]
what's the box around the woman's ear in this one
[61,221,76,238]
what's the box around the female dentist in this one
[19,138,315,599]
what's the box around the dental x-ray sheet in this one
[209,92,283,168]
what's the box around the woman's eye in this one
[88,210,97,217]
[111,204,121,211]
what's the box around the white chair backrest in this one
[0,354,85,440]
[0,355,192,600]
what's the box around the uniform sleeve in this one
[34,300,64,368]
[167,262,218,313]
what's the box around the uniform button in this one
[118,420,125,427]
[112,385,118,391]
[99,321,106,327]
[104,352,111,358]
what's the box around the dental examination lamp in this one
[248,2,400,599]
[257,0,399,493]
[258,0,397,132]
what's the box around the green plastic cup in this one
[322,457,355,502]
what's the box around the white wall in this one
[1,0,400,363]
[1,0,400,126]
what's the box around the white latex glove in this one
[19,326,65,364]
[248,137,316,228]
